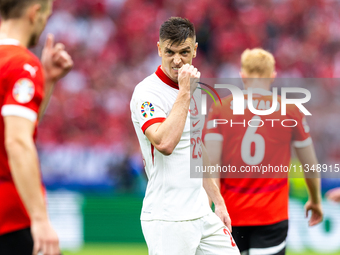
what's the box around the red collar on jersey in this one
[155,65,179,90]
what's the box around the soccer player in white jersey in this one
[130,17,240,255]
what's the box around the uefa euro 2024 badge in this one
[141,102,154,118]
[12,78,35,104]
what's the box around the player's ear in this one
[240,71,247,79]
[193,42,198,58]
[271,71,277,79]
[240,71,248,86]
[157,41,162,57]
[27,3,42,25]
[270,71,277,84]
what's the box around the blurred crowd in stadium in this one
[36,0,340,191]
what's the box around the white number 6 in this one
[241,116,265,165]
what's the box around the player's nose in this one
[173,55,181,65]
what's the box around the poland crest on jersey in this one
[12,78,35,104]
[141,102,154,118]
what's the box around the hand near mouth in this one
[178,64,200,95]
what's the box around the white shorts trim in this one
[249,240,286,255]
[1,105,37,122]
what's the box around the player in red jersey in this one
[0,0,73,254]
[204,48,323,255]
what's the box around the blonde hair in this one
[241,48,275,77]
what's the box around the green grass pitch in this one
[63,244,338,255]
[63,243,147,255]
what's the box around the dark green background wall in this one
[83,195,145,243]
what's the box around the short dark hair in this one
[159,17,195,46]
[0,0,48,20]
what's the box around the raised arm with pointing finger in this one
[39,33,73,121]
[0,1,73,255]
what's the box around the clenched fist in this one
[178,64,200,95]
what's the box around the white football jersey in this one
[130,66,211,221]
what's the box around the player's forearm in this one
[296,145,322,204]
[38,78,55,122]
[202,145,223,202]
[202,142,222,183]
[152,90,191,154]
[203,178,226,209]
[204,140,221,163]
[305,178,322,204]
[5,138,48,221]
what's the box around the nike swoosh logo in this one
[192,120,200,127]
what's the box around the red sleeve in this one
[288,105,312,148]
[1,55,44,122]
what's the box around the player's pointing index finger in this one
[45,33,54,50]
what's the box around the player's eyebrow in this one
[165,46,191,52]
[164,47,174,52]
[179,46,191,52]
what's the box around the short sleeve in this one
[1,58,44,123]
[131,91,167,133]
[290,106,312,148]
[203,103,224,142]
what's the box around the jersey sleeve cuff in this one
[293,137,312,148]
[142,117,166,133]
[204,133,224,142]
[1,105,38,122]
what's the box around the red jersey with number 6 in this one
[204,88,311,226]
[0,39,44,235]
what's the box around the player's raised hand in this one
[178,64,200,95]
[326,187,340,203]
[215,205,232,232]
[31,218,60,255]
[305,200,323,226]
[41,33,73,83]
